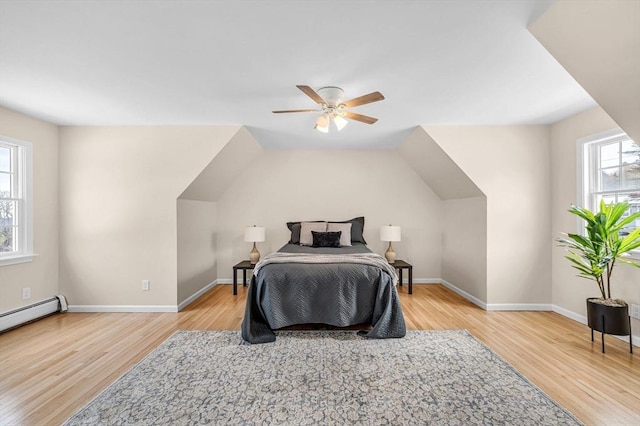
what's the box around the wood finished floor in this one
[1,284,639,425]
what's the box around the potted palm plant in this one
[558,200,640,353]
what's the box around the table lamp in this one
[380,225,401,264]
[244,225,265,264]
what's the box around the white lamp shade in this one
[314,114,330,133]
[244,226,265,242]
[380,225,401,242]
[333,115,349,131]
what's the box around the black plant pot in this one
[586,298,632,353]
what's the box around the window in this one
[0,136,33,266]
[579,129,640,256]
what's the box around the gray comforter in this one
[241,244,406,343]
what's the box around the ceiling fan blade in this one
[272,109,319,113]
[344,111,378,125]
[296,85,326,104]
[343,91,385,108]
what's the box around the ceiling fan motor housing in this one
[317,86,345,107]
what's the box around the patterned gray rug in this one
[64,330,582,425]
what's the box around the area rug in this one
[64,330,582,425]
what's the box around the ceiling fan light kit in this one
[273,85,384,133]
[314,114,330,133]
[333,114,349,131]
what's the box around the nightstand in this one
[232,260,254,296]
[392,260,413,294]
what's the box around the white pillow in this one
[327,222,352,246]
[300,222,327,246]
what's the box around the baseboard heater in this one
[0,295,68,333]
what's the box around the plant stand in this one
[587,298,633,354]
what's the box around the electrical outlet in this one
[22,287,31,300]
[142,280,150,291]
[631,304,640,320]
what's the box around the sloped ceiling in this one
[529,0,640,142]
[398,127,484,200]
[179,124,482,203]
[179,127,264,202]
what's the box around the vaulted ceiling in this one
[0,0,597,149]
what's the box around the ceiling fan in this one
[273,85,385,133]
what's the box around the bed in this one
[241,217,406,344]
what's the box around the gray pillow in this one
[327,222,352,246]
[335,217,367,244]
[287,217,367,244]
[288,223,302,244]
[287,220,322,244]
[300,222,328,246]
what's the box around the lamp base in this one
[385,242,396,264]
[249,243,260,264]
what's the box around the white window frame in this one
[577,128,640,259]
[0,136,33,266]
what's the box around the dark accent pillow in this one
[311,231,342,248]
[288,217,367,244]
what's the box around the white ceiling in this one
[529,0,640,144]
[0,0,596,150]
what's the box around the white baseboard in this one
[69,280,224,313]
[411,278,440,284]
[438,279,639,348]
[438,280,553,311]
[552,304,639,348]
[68,305,178,313]
[59,278,455,313]
[215,278,439,285]
[552,304,586,323]
[177,281,217,311]
[439,279,487,310]
[63,277,640,348]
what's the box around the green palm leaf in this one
[558,201,640,300]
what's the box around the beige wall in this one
[58,126,239,308]
[442,197,487,303]
[0,107,59,312]
[215,150,443,281]
[550,106,640,331]
[8,104,630,318]
[177,199,217,305]
[424,125,551,305]
[398,126,487,304]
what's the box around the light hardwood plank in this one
[0,284,638,425]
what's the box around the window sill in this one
[0,254,35,267]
